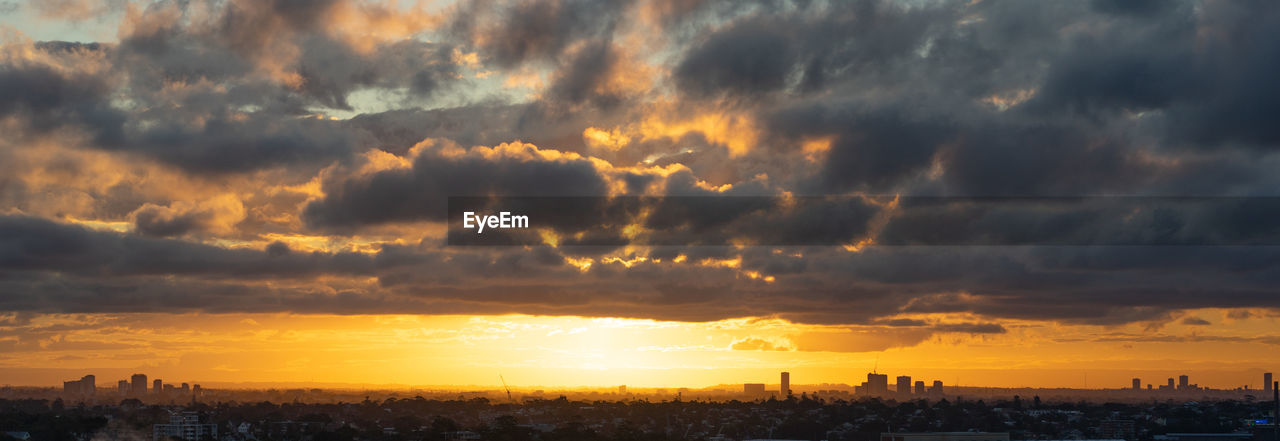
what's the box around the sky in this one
[2,0,1280,390]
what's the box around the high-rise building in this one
[929,380,943,395]
[153,379,162,394]
[1132,378,1141,390]
[914,381,925,395]
[781,372,790,397]
[131,373,147,396]
[897,376,912,396]
[868,373,888,395]
[62,375,95,396]
[117,380,129,394]
[82,375,95,395]
[1166,378,1175,389]
[744,383,766,395]
[1178,375,1189,389]
[1265,373,1273,392]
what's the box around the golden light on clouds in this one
[4,0,1280,394]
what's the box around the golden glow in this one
[2,310,1278,389]
[583,126,632,151]
[638,110,760,157]
[801,136,834,163]
[982,88,1037,111]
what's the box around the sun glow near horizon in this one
[3,310,1279,391]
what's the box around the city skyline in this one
[31,369,1280,395]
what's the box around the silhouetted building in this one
[153,411,216,441]
[914,380,926,395]
[744,383,766,395]
[1179,375,1189,389]
[1266,373,1273,392]
[930,380,944,395]
[62,375,94,396]
[857,373,889,395]
[1132,378,1141,390]
[781,372,790,397]
[131,374,147,396]
[897,376,912,396]
[153,379,162,394]
[117,380,129,394]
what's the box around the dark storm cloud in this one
[345,105,529,155]
[0,62,123,142]
[674,20,794,98]
[6,212,1280,326]
[302,142,612,229]
[1013,0,1280,151]
[0,0,465,175]
[0,215,376,279]
[544,40,622,108]
[1181,317,1211,326]
[6,0,1280,328]
[0,43,363,173]
[290,38,461,110]
[132,205,206,237]
[456,0,631,68]
[932,322,1007,334]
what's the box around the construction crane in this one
[499,374,514,403]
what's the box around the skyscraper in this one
[81,375,95,395]
[117,380,129,394]
[914,381,925,395]
[153,379,162,394]
[1132,378,1141,390]
[867,373,889,395]
[897,376,912,396]
[1266,373,1273,392]
[1178,375,1189,389]
[62,375,95,396]
[131,373,147,396]
[780,372,790,397]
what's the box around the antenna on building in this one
[499,374,514,404]
[873,357,879,374]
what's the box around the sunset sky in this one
[2,0,1280,390]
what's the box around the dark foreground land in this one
[1,394,1278,441]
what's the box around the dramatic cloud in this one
[1,0,1280,335]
